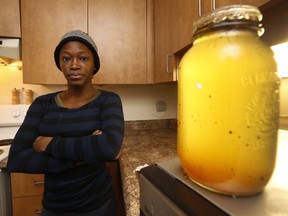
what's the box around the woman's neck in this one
[58,86,100,108]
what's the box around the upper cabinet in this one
[89,0,154,84]
[17,0,274,84]
[216,0,270,8]
[21,0,87,84]
[22,0,154,85]
[0,0,21,37]
[261,0,288,46]
[154,0,198,83]
[154,0,271,83]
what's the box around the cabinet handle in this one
[212,0,216,10]
[34,180,44,185]
[198,0,202,16]
[35,209,42,215]
[166,54,173,74]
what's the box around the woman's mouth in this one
[68,73,83,80]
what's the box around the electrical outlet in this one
[156,101,166,112]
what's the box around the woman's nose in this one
[71,58,80,69]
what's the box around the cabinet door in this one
[12,196,43,216]
[89,0,149,84]
[21,0,87,84]
[0,0,21,37]
[216,0,270,8]
[11,173,44,197]
[11,173,44,216]
[154,0,176,83]
[200,0,213,15]
[155,0,198,83]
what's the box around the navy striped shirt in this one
[7,90,124,212]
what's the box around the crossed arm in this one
[33,129,103,153]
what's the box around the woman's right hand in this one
[33,136,52,152]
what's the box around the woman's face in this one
[59,41,95,86]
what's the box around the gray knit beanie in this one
[54,30,100,75]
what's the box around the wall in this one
[280,78,288,115]
[0,66,178,121]
[1,65,287,122]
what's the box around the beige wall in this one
[280,78,288,115]
[0,66,178,121]
[1,65,287,122]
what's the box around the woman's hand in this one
[33,136,53,152]
[92,129,103,135]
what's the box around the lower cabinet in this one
[12,196,43,216]
[11,173,44,216]
[10,161,125,216]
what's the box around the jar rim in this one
[192,5,264,40]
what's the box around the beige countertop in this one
[120,126,177,216]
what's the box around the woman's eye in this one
[62,57,70,62]
[80,56,89,61]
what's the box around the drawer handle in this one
[35,209,42,215]
[34,180,44,185]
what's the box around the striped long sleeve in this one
[7,90,124,212]
[7,90,124,174]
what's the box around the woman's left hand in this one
[92,129,103,135]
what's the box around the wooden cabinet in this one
[11,173,44,216]
[260,0,288,46]
[197,0,270,15]
[216,0,270,8]
[21,0,153,84]
[155,0,198,83]
[154,0,271,83]
[89,0,154,84]
[10,162,125,216]
[0,0,21,37]
[21,0,87,84]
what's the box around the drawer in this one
[12,195,42,216]
[11,173,44,197]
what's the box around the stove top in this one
[0,145,10,163]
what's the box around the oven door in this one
[0,139,13,216]
[0,167,12,216]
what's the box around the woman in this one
[7,30,124,216]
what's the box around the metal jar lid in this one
[192,5,264,41]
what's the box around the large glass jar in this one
[177,5,280,196]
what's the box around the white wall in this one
[280,78,288,116]
[0,66,177,121]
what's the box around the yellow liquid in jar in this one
[177,30,279,196]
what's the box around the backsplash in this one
[125,119,177,131]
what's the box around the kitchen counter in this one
[120,120,177,216]
[2,120,287,216]
[0,119,178,216]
